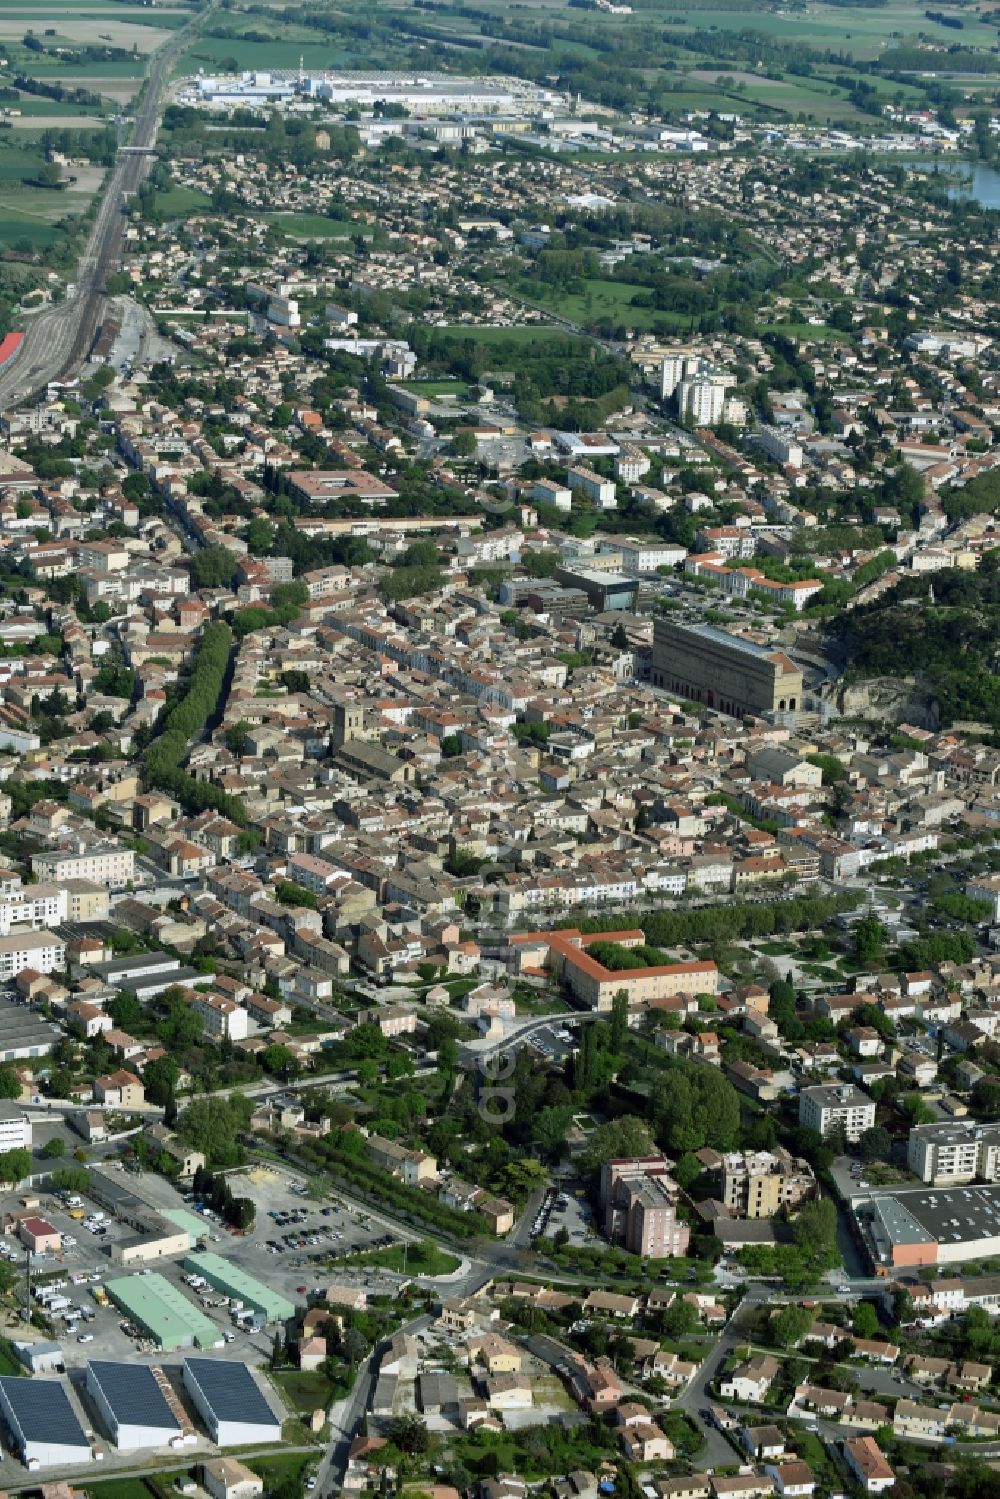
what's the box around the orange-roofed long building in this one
[508,927,719,1011]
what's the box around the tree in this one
[771,1303,813,1348]
[853,1301,880,1339]
[661,1299,701,1338]
[51,1166,89,1193]
[41,1137,65,1159]
[673,1152,703,1192]
[270,1330,283,1369]
[388,1415,430,1454]
[855,914,886,965]
[657,1063,741,1153]
[791,1197,838,1265]
[901,1093,936,1126]
[190,544,236,589]
[263,1044,299,1080]
[342,1326,367,1364]
[109,989,143,1032]
[0,1066,21,1100]
[176,1096,253,1167]
[609,990,628,1053]
[0,1148,32,1184]
[892,1289,914,1327]
[225,721,252,757]
[859,1125,892,1163]
[143,1055,179,1107]
[498,1158,548,1203]
[972,1078,1000,1120]
[807,752,846,784]
[581,1115,654,1173]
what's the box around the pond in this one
[904,157,1000,209]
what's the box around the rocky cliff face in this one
[831,675,939,729]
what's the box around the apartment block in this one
[600,1155,690,1258]
[31,841,135,889]
[907,1121,1000,1185]
[719,1149,816,1219]
[798,1084,876,1143]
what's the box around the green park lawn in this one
[351,1241,460,1276]
[270,213,369,239]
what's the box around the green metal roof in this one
[183,1252,295,1323]
[106,1273,220,1350]
[161,1207,211,1241]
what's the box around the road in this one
[0,8,208,410]
[674,1281,772,1464]
[316,1310,434,1495]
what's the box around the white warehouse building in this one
[86,1361,185,1451]
[0,1376,93,1468]
[182,1359,282,1447]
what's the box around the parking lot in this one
[550,1188,598,1247]
[4,1160,409,1381]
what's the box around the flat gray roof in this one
[904,1185,1000,1244]
[802,1083,872,1107]
[93,952,176,980]
[870,1196,934,1248]
[910,1120,1000,1145]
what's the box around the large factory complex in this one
[177,68,567,116]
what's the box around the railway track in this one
[0,7,210,411]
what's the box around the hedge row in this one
[142,620,246,824]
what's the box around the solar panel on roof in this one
[0,1376,87,1448]
[88,1361,180,1431]
[184,1359,278,1426]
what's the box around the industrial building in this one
[651,618,803,719]
[0,996,59,1062]
[182,1359,283,1447]
[183,1252,295,1325]
[85,1361,185,1451]
[87,1166,198,1267]
[106,1273,222,1350]
[856,1184,1000,1269]
[180,68,553,115]
[111,1218,193,1267]
[0,1376,92,1467]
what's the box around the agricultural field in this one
[0,19,171,50]
[174,34,353,76]
[656,0,1000,58]
[139,183,211,221]
[0,133,95,249]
